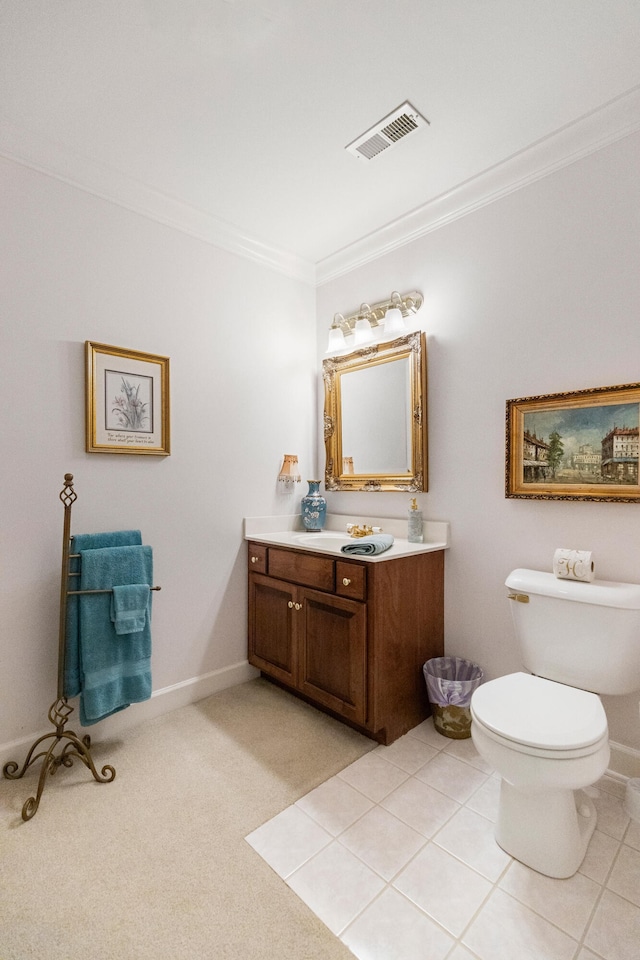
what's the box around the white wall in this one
[316,131,640,759]
[0,157,316,753]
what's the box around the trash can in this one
[423,657,484,739]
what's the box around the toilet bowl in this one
[472,568,640,879]
[471,672,609,878]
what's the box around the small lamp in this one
[382,306,406,337]
[278,455,300,484]
[353,317,374,346]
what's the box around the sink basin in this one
[294,532,352,551]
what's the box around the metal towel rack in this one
[3,473,160,821]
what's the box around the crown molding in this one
[0,117,316,285]
[3,84,640,290]
[316,84,640,286]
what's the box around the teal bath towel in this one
[76,544,153,726]
[64,530,142,697]
[340,534,395,556]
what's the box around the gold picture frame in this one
[85,341,170,456]
[323,332,427,492]
[506,383,639,501]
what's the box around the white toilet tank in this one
[505,568,640,695]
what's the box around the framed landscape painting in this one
[506,383,639,501]
[85,342,171,456]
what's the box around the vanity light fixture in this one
[325,290,423,354]
[278,454,301,484]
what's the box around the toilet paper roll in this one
[553,548,595,582]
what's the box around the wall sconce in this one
[326,290,423,354]
[278,454,301,485]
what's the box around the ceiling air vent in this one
[346,101,429,161]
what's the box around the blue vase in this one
[301,480,327,532]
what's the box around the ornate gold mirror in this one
[323,331,427,491]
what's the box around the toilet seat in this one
[471,672,608,758]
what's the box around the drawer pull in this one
[250,556,261,564]
[342,577,351,586]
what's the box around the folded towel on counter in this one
[111,584,150,635]
[64,530,142,698]
[76,544,153,726]
[340,533,394,556]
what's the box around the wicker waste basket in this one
[423,657,484,739]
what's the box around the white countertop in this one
[244,514,449,562]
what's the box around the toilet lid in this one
[471,673,608,750]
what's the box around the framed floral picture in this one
[85,342,170,455]
[506,383,639,501]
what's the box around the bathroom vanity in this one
[245,516,448,745]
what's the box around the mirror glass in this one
[323,332,427,491]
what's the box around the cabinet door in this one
[249,574,297,686]
[298,588,366,725]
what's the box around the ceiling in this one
[2,1,640,279]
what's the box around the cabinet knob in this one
[342,577,351,586]
[287,600,294,608]
[295,602,302,611]
[250,556,260,564]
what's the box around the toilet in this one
[471,568,640,879]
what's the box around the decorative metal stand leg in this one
[2,474,117,821]
[3,698,116,821]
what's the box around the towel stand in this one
[3,473,160,821]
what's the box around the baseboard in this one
[0,660,260,770]
[608,740,640,781]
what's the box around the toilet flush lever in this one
[508,593,529,603]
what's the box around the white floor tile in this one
[576,949,605,960]
[374,733,440,774]
[245,804,331,879]
[381,776,460,838]
[607,843,640,907]
[435,806,511,882]
[584,889,640,960]
[405,718,448,750]
[295,774,374,836]
[579,829,621,884]
[341,886,454,960]
[584,786,631,840]
[338,805,426,881]
[393,842,492,937]
[595,775,626,799]
[447,947,481,960]
[624,817,640,851]
[415,751,489,803]
[499,859,601,940]
[464,774,501,822]
[463,888,578,960]
[337,750,409,802]
[286,841,385,936]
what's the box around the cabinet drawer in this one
[247,542,267,575]
[336,560,366,601]
[268,548,334,591]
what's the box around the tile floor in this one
[246,718,640,960]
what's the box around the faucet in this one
[346,523,378,538]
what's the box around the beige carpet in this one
[0,678,374,960]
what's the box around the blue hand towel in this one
[77,544,153,726]
[111,584,150,635]
[64,530,142,698]
[340,533,395,556]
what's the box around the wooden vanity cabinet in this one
[247,541,444,745]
